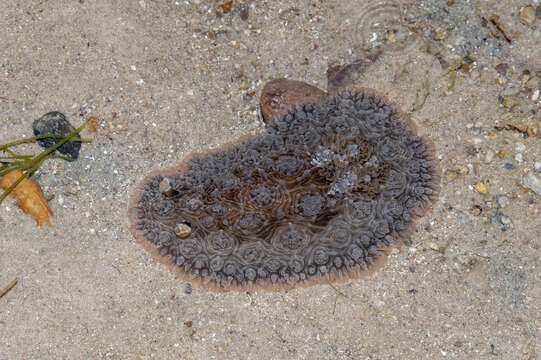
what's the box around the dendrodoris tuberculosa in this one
[128,78,440,292]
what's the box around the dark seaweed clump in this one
[129,89,440,291]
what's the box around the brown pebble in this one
[501,97,519,109]
[519,6,536,26]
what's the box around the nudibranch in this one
[128,79,440,292]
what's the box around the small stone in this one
[453,165,469,174]
[174,223,192,238]
[522,172,541,194]
[66,185,81,195]
[484,149,495,164]
[469,205,482,216]
[532,89,540,101]
[471,137,483,145]
[501,97,520,109]
[456,254,471,265]
[504,162,515,170]
[519,6,536,26]
[525,76,540,89]
[514,153,523,163]
[496,195,510,208]
[373,299,385,309]
[501,87,520,97]
[465,145,479,156]
[184,282,192,294]
[497,150,506,159]
[434,28,448,40]
[500,214,511,225]
[159,177,177,197]
[444,165,468,182]
[534,162,541,172]
[239,8,249,21]
[495,63,508,76]
[32,111,81,159]
[526,119,540,137]
[444,170,458,182]
[516,143,526,152]
[474,181,489,194]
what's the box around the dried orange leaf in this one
[1,169,52,227]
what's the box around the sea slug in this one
[128,78,440,292]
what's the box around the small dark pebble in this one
[32,111,81,159]
[504,163,515,170]
[184,282,192,294]
[240,8,249,21]
[408,289,417,294]
[495,63,508,76]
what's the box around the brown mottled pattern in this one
[128,79,440,292]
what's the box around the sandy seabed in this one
[1,1,540,359]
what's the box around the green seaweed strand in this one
[0,119,90,205]
[0,278,18,299]
[0,133,90,152]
